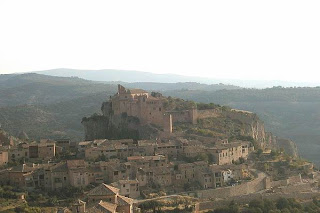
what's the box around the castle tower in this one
[190,108,198,125]
[163,114,172,134]
[118,84,127,94]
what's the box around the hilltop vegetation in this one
[0,74,116,140]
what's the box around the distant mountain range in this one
[33,68,320,88]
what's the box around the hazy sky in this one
[0,0,319,82]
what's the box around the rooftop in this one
[87,183,120,196]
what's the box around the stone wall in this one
[169,109,220,125]
[196,175,266,199]
[169,110,194,123]
[271,179,289,188]
[288,174,302,184]
[196,109,221,120]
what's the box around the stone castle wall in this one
[197,109,221,120]
[169,110,194,123]
[169,109,220,125]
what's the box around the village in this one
[0,85,318,213]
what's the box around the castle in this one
[104,85,200,134]
[84,85,265,143]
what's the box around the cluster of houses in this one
[0,136,254,200]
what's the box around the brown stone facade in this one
[107,85,224,135]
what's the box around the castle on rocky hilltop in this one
[102,85,200,134]
[83,84,267,142]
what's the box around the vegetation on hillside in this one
[1,73,320,166]
[207,198,320,213]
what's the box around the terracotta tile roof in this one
[97,200,117,212]
[117,195,133,206]
[87,183,119,196]
[51,162,68,172]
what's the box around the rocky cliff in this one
[223,110,299,156]
[224,110,267,146]
[265,132,299,157]
[82,112,161,141]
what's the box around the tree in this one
[263,199,276,213]
[276,198,289,210]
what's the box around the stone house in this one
[135,140,157,156]
[87,183,133,213]
[44,162,70,190]
[55,139,71,152]
[127,155,167,170]
[183,146,205,158]
[111,179,140,199]
[0,163,41,188]
[8,143,29,162]
[84,139,137,161]
[43,160,101,190]
[103,162,131,183]
[38,141,56,160]
[66,160,90,188]
[196,169,214,189]
[206,141,252,165]
[155,141,181,159]
[152,167,172,187]
[0,150,8,166]
[176,161,208,184]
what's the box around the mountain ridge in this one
[33,68,320,88]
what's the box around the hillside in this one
[0,73,117,106]
[0,73,319,165]
[0,74,117,140]
[163,88,320,166]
